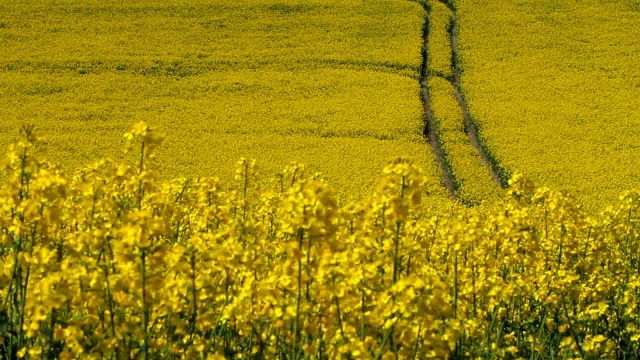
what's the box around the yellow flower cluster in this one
[429,77,502,205]
[2,123,640,359]
[456,0,640,210]
[0,0,434,202]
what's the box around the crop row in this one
[0,0,423,70]
[427,1,453,79]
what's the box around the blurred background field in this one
[0,0,449,203]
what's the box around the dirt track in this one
[449,14,506,188]
[420,12,458,200]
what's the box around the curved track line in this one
[449,13,508,188]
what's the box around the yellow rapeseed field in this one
[2,0,640,357]
[0,0,423,67]
[0,0,439,202]
[0,68,447,202]
[457,0,640,210]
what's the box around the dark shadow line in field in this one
[429,69,454,83]
[420,8,459,200]
[0,59,419,80]
[448,13,510,188]
[304,59,420,80]
[214,129,420,142]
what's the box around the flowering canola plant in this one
[2,123,640,359]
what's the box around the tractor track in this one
[419,9,459,200]
[448,12,509,188]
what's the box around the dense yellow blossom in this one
[2,123,640,358]
[0,68,441,202]
[1,0,639,355]
[456,0,640,210]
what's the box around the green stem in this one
[392,221,402,285]
[410,323,423,359]
[472,262,477,317]
[374,319,397,360]
[141,248,149,360]
[334,296,345,340]
[292,228,304,360]
[360,289,366,341]
[189,251,198,344]
[562,298,585,359]
[104,265,119,359]
[306,234,312,301]
[138,140,145,210]
[453,250,458,319]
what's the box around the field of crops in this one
[2,0,640,358]
[0,0,450,202]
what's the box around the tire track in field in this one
[418,5,459,200]
[448,12,509,188]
